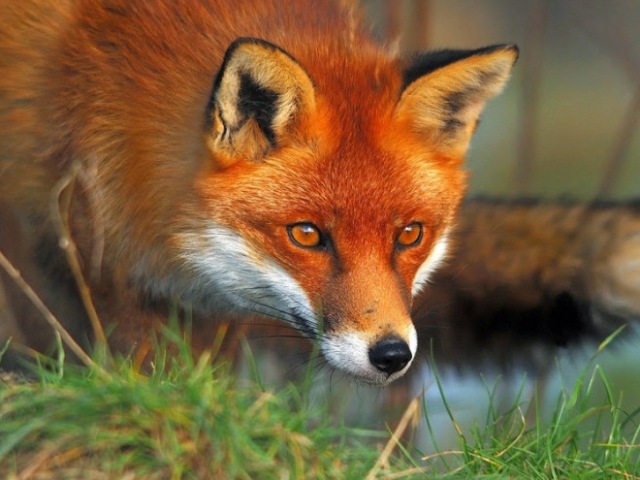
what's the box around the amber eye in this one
[396,222,423,248]
[287,223,323,249]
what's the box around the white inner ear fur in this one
[395,49,517,157]
[216,68,242,129]
[215,42,315,138]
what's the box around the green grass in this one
[0,333,394,479]
[413,332,640,479]
[1,331,639,479]
[417,360,640,479]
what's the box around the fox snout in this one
[316,264,418,385]
[368,336,413,374]
[320,323,418,386]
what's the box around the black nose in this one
[368,337,412,375]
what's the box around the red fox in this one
[0,0,517,384]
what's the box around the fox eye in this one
[396,222,423,248]
[288,222,323,249]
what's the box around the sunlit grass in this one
[1,329,639,478]
[408,339,640,479]
[0,332,392,479]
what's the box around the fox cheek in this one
[176,225,317,326]
[411,232,451,295]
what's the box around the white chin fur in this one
[321,326,417,386]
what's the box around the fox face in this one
[176,39,517,385]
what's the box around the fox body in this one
[0,0,516,384]
[420,198,640,371]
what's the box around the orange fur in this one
[0,0,516,383]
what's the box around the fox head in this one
[180,38,517,385]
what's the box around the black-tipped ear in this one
[207,38,316,163]
[395,44,518,158]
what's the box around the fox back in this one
[0,0,517,384]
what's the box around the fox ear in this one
[395,45,518,159]
[207,38,316,163]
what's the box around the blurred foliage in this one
[363,0,640,199]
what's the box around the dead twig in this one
[365,395,422,480]
[0,249,97,371]
[50,161,107,347]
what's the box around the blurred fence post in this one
[515,0,549,196]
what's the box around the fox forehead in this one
[206,137,462,233]
[199,50,468,243]
[318,151,461,230]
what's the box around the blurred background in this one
[363,0,640,200]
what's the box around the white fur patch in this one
[412,232,450,296]
[407,323,418,356]
[176,225,315,335]
[321,324,417,386]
